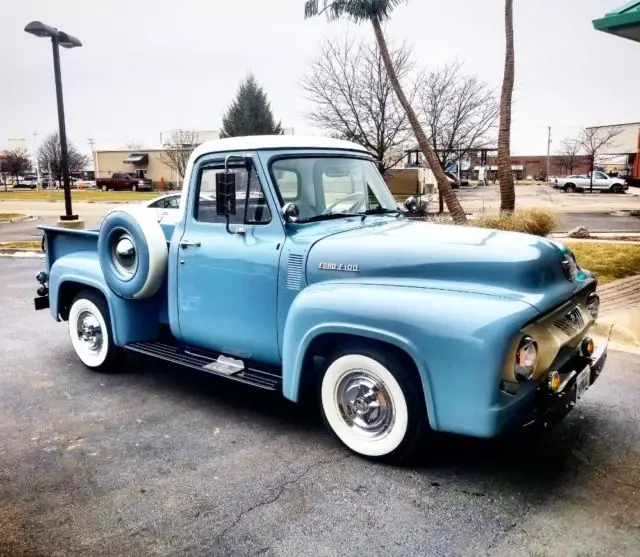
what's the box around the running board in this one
[125,340,282,391]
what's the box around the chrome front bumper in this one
[521,341,608,429]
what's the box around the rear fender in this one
[282,282,539,435]
[49,252,164,346]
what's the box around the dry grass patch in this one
[565,242,640,284]
[0,213,23,221]
[0,240,42,250]
[0,191,157,202]
[473,209,556,237]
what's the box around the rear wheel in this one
[68,290,122,373]
[564,184,576,193]
[101,184,108,192]
[319,343,428,463]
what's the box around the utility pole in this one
[33,131,41,189]
[88,138,97,180]
[546,126,552,182]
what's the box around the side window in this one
[196,166,272,225]
[595,172,607,180]
[166,196,180,209]
[273,169,300,201]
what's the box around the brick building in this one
[472,155,592,181]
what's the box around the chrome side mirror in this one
[403,196,419,213]
[282,202,300,223]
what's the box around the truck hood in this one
[305,219,589,313]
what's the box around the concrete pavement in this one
[1,259,639,556]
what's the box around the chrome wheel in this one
[69,295,112,370]
[76,310,103,355]
[336,370,395,439]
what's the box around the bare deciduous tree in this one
[579,126,621,192]
[417,61,498,210]
[557,137,582,175]
[301,35,415,175]
[159,129,202,186]
[418,62,498,169]
[1,148,32,189]
[37,132,89,187]
[304,0,467,223]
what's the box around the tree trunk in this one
[371,17,467,223]
[498,0,516,214]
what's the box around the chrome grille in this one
[553,307,585,336]
[286,254,304,290]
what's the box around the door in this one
[176,155,285,366]
[592,171,609,191]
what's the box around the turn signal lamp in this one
[548,371,561,393]
[581,337,595,357]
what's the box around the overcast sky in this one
[2,0,639,157]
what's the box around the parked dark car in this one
[96,172,153,192]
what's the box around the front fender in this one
[49,252,165,346]
[282,282,539,436]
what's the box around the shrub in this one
[472,209,556,237]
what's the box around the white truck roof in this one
[189,135,370,161]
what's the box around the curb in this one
[0,250,45,259]
[0,215,36,224]
[592,309,640,355]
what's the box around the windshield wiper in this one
[362,208,402,215]
[298,212,363,223]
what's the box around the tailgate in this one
[40,225,100,273]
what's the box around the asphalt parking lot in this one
[1,259,640,557]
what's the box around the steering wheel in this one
[324,192,364,214]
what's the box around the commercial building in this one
[94,127,295,189]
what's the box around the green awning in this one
[593,1,640,42]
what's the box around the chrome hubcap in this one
[77,311,103,354]
[336,371,394,439]
[112,233,137,279]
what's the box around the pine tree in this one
[220,73,283,138]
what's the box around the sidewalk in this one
[598,274,640,312]
[593,274,640,354]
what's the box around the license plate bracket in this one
[575,366,591,399]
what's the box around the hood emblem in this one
[318,262,360,272]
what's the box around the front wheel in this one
[611,184,624,194]
[319,344,428,463]
[68,290,122,373]
[131,184,138,192]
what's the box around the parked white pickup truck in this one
[553,171,628,193]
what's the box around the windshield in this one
[270,156,398,222]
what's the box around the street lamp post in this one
[24,21,82,223]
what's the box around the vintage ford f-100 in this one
[34,136,607,463]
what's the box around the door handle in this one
[180,240,201,248]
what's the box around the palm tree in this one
[304,0,467,223]
[497,0,515,213]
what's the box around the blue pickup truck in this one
[34,136,607,463]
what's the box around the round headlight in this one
[586,292,600,319]
[515,336,538,382]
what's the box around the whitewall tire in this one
[319,344,427,463]
[68,291,122,373]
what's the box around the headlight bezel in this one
[514,335,539,382]
[586,292,600,320]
